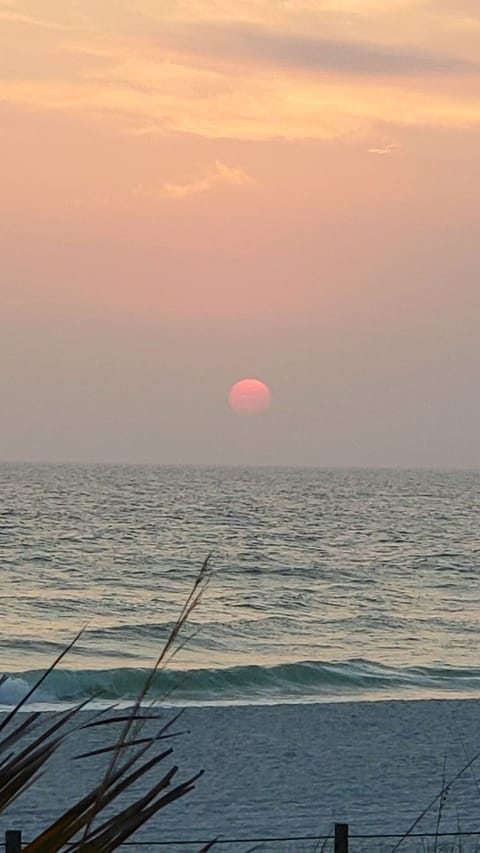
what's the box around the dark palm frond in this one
[26,748,203,853]
[73,769,204,852]
[0,559,220,852]
[23,750,177,853]
[81,712,173,729]
[0,712,41,754]
[0,698,95,812]
[74,728,188,760]
[0,739,59,812]
[0,628,85,735]
[4,700,90,769]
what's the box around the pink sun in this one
[228,378,271,414]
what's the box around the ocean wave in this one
[2,659,480,707]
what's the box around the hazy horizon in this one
[2,460,479,474]
[1,1,479,469]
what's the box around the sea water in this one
[0,464,479,849]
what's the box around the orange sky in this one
[1,1,479,466]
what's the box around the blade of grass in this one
[0,627,85,733]
[74,729,188,760]
[24,749,177,852]
[77,771,204,853]
[0,712,41,754]
[389,746,480,852]
[81,557,212,841]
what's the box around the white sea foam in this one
[0,675,32,705]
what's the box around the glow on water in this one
[0,463,479,704]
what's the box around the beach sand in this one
[1,697,479,851]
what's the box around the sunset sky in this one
[1,0,479,467]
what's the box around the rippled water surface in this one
[1,464,479,704]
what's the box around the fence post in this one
[334,823,349,853]
[5,831,22,853]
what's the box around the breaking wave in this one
[2,659,480,708]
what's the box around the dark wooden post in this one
[334,822,349,853]
[5,830,22,853]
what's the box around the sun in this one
[228,378,271,414]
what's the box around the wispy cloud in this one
[134,161,253,200]
[1,1,480,142]
[156,22,478,77]
[0,4,76,32]
[368,142,402,155]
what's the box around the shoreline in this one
[2,691,480,713]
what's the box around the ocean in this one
[0,464,479,849]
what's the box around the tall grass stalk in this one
[0,558,215,852]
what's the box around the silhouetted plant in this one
[0,557,215,851]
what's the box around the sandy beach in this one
[2,697,480,851]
